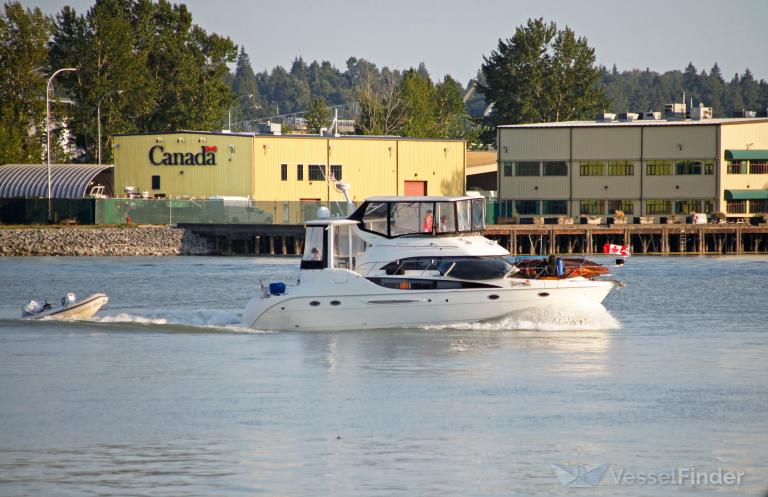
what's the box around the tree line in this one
[599,63,768,118]
[3,0,768,167]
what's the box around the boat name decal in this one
[149,145,217,166]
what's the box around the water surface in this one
[0,256,766,496]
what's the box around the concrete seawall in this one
[0,227,211,256]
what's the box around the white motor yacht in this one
[242,196,619,331]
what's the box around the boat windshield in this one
[380,256,515,280]
[358,199,486,238]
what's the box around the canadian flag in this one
[603,243,631,257]
[205,145,217,153]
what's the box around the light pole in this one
[46,67,77,222]
[97,89,123,165]
[229,94,253,131]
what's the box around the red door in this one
[404,180,427,196]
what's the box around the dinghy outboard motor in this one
[61,292,76,306]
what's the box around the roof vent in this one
[595,112,616,123]
[618,112,639,122]
[640,111,662,120]
[664,102,689,120]
[732,110,756,118]
[691,103,713,120]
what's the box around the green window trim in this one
[607,160,634,176]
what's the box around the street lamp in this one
[46,67,77,223]
[229,94,253,131]
[97,89,123,165]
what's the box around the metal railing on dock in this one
[482,224,768,255]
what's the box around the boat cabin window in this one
[357,198,486,238]
[301,226,326,269]
[332,224,366,270]
[361,202,388,236]
[436,202,456,233]
[471,199,485,230]
[380,256,515,280]
[390,202,434,236]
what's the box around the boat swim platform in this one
[178,223,768,256]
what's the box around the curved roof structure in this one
[0,164,113,199]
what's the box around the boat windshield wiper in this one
[442,262,457,277]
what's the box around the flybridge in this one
[149,145,217,166]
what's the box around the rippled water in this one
[0,256,766,496]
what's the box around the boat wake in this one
[91,308,263,333]
[426,299,621,332]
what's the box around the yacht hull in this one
[242,272,615,331]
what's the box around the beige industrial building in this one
[497,113,768,219]
[113,131,466,204]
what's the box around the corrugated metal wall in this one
[114,133,254,198]
[114,133,465,203]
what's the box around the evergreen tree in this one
[478,18,605,143]
[399,69,436,137]
[434,75,467,139]
[232,46,261,123]
[304,96,330,133]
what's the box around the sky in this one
[26,0,768,85]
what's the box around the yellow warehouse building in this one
[113,132,466,205]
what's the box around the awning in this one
[724,150,768,161]
[0,164,113,199]
[724,189,768,200]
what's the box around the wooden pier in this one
[483,223,768,255]
[179,222,768,256]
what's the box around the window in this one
[436,202,456,233]
[727,161,747,174]
[647,160,673,175]
[726,201,747,214]
[330,164,342,180]
[502,161,513,177]
[579,161,604,176]
[471,199,485,230]
[675,160,702,175]
[151,175,160,190]
[543,161,567,176]
[280,163,288,181]
[750,200,768,213]
[645,200,672,215]
[297,164,303,181]
[456,200,471,230]
[389,202,435,236]
[515,200,539,215]
[301,226,325,269]
[749,161,768,174]
[703,160,714,175]
[607,200,634,215]
[580,200,604,215]
[308,164,325,181]
[542,200,568,215]
[607,160,634,176]
[675,200,702,214]
[515,161,539,176]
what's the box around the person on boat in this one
[422,210,434,233]
[547,255,563,277]
[439,215,449,232]
[310,247,322,261]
